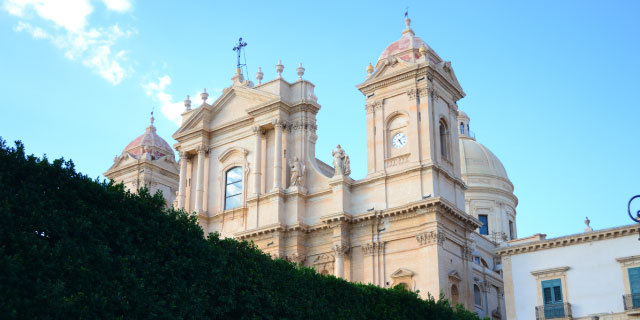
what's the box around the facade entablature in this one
[357,61,464,101]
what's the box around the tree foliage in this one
[0,139,483,319]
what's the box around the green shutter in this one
[541,279,563,304]
[629,267,640,294]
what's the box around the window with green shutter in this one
[629,267,640,308]
[541,279,564,318]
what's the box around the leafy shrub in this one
[0,140,482,319]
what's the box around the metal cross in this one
[232,37,247,70]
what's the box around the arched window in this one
[439,120,449,159]
[224,166,243,210]
[451,284,459,305]
[474,284,483,307]
[460,122,465,134]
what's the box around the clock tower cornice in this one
[357,62,465,103]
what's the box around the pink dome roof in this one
[123,116,174,159]
[376,18,440,68]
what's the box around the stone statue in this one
[332,144,351,176]
[289,157,305,187]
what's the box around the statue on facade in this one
[332,144,351,176]
[288,157,305,187]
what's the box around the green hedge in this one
[0,139,482,319]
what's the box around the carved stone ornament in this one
[285,253,306,264]
[416,230,446,246]
[427,87,440,101]
[252,126,265,135]
[332,244,349,257]
[288,157,305,187]
[195,144,207,154]
[362,242,385,255]
[406,87,428,100]
[365,100,383,113]
[462,245,474,261]
[289,120,317,132]
[272,118,285,128]
[332,144,351,176]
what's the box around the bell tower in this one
[356,17,467,210]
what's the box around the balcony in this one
[623,294,640,314]
[535,303,572,320]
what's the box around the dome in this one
[459,138,510,183]
[123,115,174,160]
[376,18,441,68]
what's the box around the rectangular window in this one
[541,279,564,318]
[509,220,514,240]
[629,267,640,308]
[478,215,489,235]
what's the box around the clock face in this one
[392,132,407,149]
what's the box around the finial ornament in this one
[256,67,264,84]
[201,88,208,103]
[584,216,593,232]
[276,60,284,79]
[184,95,191,111]
[366,62,374,75]
[150,110,155,126]
[419,43,427,57]
[296,63,305,80]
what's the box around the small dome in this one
[123,116,174,160]
[457,110,469,119]
[459,138,510,184]
[376,18,441,68]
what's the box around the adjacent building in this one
[497,223,640,319]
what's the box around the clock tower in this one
[356,17,467,210]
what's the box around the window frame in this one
[474,284,483,308]
[439,119,450,160]
[531,266,570,313]
[478,214,489,235]
[224,166,243,210]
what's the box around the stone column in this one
[332,244,349,279]
[194,145,206,213]
[177,151,188,209]
[253,126,263,195]
[272,118,283,190]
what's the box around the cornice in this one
[357,64,424,95]
[531,266,570,278]
[246,99,291,117]
[235,223,286,240]
[496,224,639,256]
[464,186,518,206]
[357,62,464,101]
[104,160,180,181]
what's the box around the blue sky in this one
[1,0,639,238]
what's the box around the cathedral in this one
[106,17,517,319]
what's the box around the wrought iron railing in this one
[623,293,640,310]
[535,302,571,319]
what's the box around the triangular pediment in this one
[390,268,414,278]
[434,61,464,95]
[448,270,461,281]
[368,56,417,81]
[173,86,280,138]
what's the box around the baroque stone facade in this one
[167,18,512,317]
